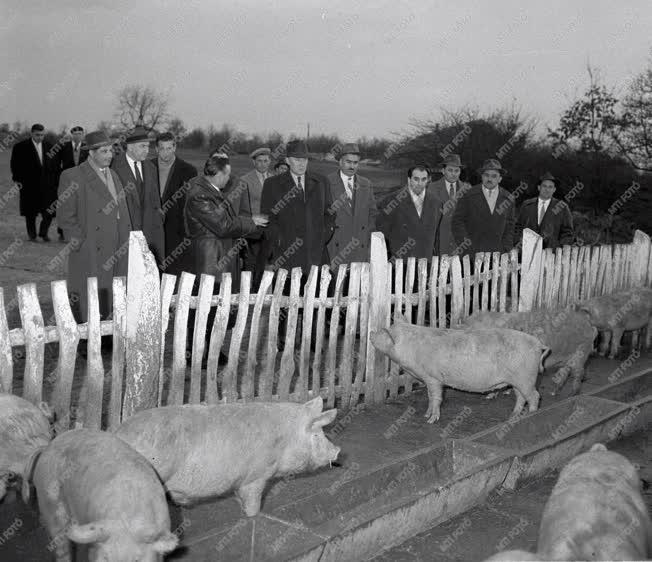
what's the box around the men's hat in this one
[478,158,506,175]
[125,126,151,144]
[439,154,465,168]
[31,123,45,132]
[85,131,112,150]
[286,139,309,158]
[338,143,361,157]
[70,126,84,133]
[274,160,289,170]
[539,171,557,184]
[250,147,271,159]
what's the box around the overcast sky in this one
[2,0,651,140]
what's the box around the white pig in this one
[0,393,53,502]
[114,396,340,516]
[30,428,178,562]
[370,317,549,423]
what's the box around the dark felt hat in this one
[439,154,465,168]
[70,126,84,133]
[286,139,309,158]
[538,171,557,184]
[478,158,507,175]
[338,143,361,157]
[85,131,112,150]
[125,126,151,144]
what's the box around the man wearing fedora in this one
[326,143,377,268]
[429,154,471,256]
[516,172,574,249]
[451,158,516,256]
[57,131,132,323]
[111,127,165,269]
[237,147,273,289]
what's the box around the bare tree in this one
[115,85,170,130]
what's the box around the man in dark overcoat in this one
[515,172,574,249]
[451,158,516,256]
[10,123,58,241]
[151,131,197,276]
[111,127,165,268]
[57,131,132,322]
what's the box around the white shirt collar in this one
[340,171,354,185]
[538,197,550,206]
[482,185,498,196]
[32,139,42,147]
[126,153,139,168]
[291,172,305,188]
[408,187,425,202]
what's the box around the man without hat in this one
[111,127,165,268]
[237,147,273,289]
[429,154,471,256]
[10,123,58,241]
[57,131,132,323]
[516,172,574,249]
[451,158,516,256]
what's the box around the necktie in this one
[297,176,303,197]
[538,202,545,225]
[36,144,42,164]
[449,182,456,198]
[134,162,143,185]
[73,144,79,165]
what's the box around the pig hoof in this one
[426,414,440,424]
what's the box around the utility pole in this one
[307,122,310,141]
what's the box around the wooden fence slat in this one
[578,246,589,300]
[297,266,319,402]
[588,245,601,299]
[312,266,331,401]
[78,277,103,430]
[568,246,580,304]
[340,263,361,408]
[473,253,483,314]
[600,245,613,296]
[168,272,195,405]
[428,256,439,326]
[632,230,651,286]
[509,249,520,312]
[462,255,472,318]
[205,276,232,404]
[543,249,555,309]
[277,268,302,401]
[416,259,428,326]
[450,256,463,326]
[390,259,405,397]
[0,289,13,394]
[223,272,252,402]
[559,245,571,307]
[499,253,509,312]
[518,229,542,312]
[438,255,450,327]
[325,265,347,408]
[17,283,45,404]
[189,274,215,404]
[536,247,546,309]
[260,269,287,401]
[157,274,176,408]
[108,277,127,428]
[480,253,491,311]
[404,257,416,324]
[611,244,622,292]
[50,281,79,429]
[351,263,369,407]
[490,252,500,311]
[246,270,274,398]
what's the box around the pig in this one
[114,396,340,516]
[29,428,178,562]
[577,286,652,359]
[0,393,53,502]
[485,443,652,561]
[461,308,597,396]
[370,317,550,423]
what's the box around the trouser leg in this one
[38,209,54,238]
[25,215,37,239]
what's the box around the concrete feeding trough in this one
[268,440,514,562]
[467,395,631,488]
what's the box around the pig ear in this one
[310,408,337,431]
[152,531,179,554]
[590,443,608,453]
[304,396,324,416]
[377,328,395,346]
[393,313,409,324]
[67,522,111,544]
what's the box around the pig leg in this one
[509,387,526,417]
[608,327,624,359]
[424,380,443,424]
[39,500,73,561]
[597,331,611,356]
[236,478,267,517]
[550,366,571,396]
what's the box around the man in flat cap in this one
[152,131,197,276]
[111,127,165,268]
[57,131,132,323]
[429,154,471,256]
[516,172,574,249]
[10,123,58,241]
[451,158,516,256]
[237,147,273,289]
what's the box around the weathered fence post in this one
[366,232,390,403]
[632,229,651,286]
[122,231,161,418]
[518,229,543,311]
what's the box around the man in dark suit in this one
[516,172,574,249]
[377,165,442,260]
[326,143,377,269]
[54,126,89,241]
[429,154,471,256]
[10,123,58,241]
[451,159,516,257]
[111,127,165,268]
[152,131,197,276]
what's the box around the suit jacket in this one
[238,169,269,217]
[184,175,258,288]
[57,161,132,321]
[260,170,336,273]
[10,138,58,216]
[451,184,516,256]
[516,197,574,249]
[377,186,442,260]
[326,171,377,268]
[151,156,197,275]
[111,153,165,267]
[57,141,89,171]
[429,178,471,256]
